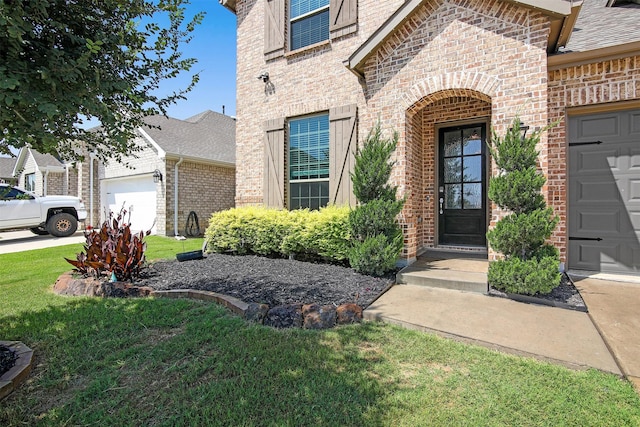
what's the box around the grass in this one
[1,238,639,426]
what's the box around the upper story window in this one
[264,0,357,60]
[290,0,330,51]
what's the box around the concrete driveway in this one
[0,230,85,255]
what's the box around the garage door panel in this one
[577,115,619,138]
[573,179,621,203]
[569,108,640,275]
[104,176,157,234]
[631,113,640,134]
[573,210,620,235]
[572,149,619,173]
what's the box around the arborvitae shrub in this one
[351,122,399,204]
[348,121,405,276]
[348,233,403,277]
[487,253,560,295]
[348,198,404,242]
[487,117,561,294]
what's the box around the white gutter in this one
[89,153,96,227]
[174,157,184,236]
[43,169,49,196]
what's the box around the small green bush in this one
[204,206,350,263]
[488,254,561,295]
[348,233,403,277]
[487,208,559,259]
[348,198,404,241]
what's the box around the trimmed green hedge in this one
[204,205,350,263]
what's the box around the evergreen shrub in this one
[348,121,405,276]
[349,233,403,277]
[487,117,561,294]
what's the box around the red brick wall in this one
[234,0,554,263]
[547,55,640,262]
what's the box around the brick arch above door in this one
[402,74,498,115]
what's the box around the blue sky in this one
[161,1,237,119]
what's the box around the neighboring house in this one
[13,148,78,197]
[222,0,640,276]
[98,110,236,236]
[0,157,17,185]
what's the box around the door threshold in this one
[420,246,488,259]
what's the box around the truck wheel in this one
[47,213,77,237]
[30,227,49,236]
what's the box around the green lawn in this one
[1,237,639,426]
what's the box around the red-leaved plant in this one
[66,206,150,282]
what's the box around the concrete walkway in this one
[365,284,621,373]
[573,276,640,390]
[0,230,85,255]
[365,254,640,387]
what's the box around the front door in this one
[438,124,487,246]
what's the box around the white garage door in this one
[569,108,640,275]
[104,176,157,234]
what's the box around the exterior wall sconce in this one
[257,71,270,82]
[153,169,163,183]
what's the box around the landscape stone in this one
[245,303,269,323]
[53,272,153,298]
[302,304,336,329]
[336,303,363,324]
[264,304,303,328]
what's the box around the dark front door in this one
[438,124,487,246]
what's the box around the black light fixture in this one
[153,169,163,183]
[257,71,270,83]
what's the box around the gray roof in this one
[29,149,65,169]
[142,110,236,165]
[0,157,17,178]
[564,0,640,52]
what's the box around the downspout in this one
[43,169,49,196]
[89,153,96,227]
[174,157,184,236]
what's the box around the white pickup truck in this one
[0,183,88,237]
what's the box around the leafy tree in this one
[348,121,404,276]
[487,117,561,295]
[0,0,203,163]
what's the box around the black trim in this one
[569,236,603,241]
[568,140,603,147]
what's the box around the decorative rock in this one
[264,304,303,329]
[53,272,102,296]
[245,303,269,323]
[302,304,336,329]
[336,303,363,324]
[53,272,153,298]
[96,282,154,298]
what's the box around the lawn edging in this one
[0,341,33,401]
[53,272,364,330]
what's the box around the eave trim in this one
[346,0,573,77]
[548,40,640,71]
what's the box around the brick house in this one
[222,0,640,276]
[5,110,236,237]
[0,157,17,185]
[97,110,236,236]
[12,148,77,197]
